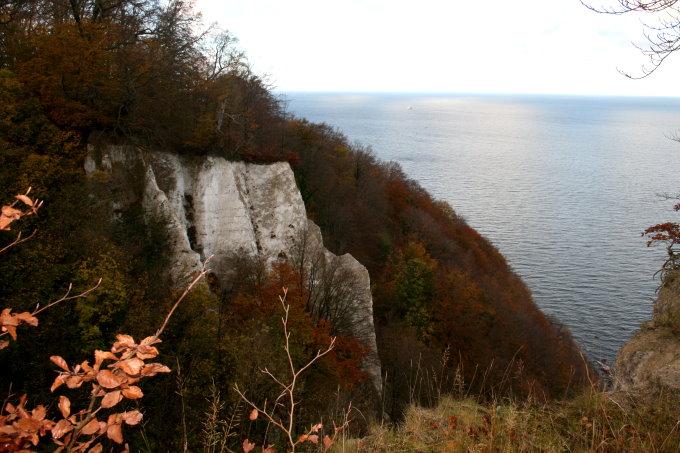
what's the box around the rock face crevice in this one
[85,143,382,391]
[615,270,680,391]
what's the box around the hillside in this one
[1,0,591,451]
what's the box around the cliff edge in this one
[615,270,680,391]
[84,142,381,391]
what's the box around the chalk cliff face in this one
[85,142,381,390]
[615,270,680,391]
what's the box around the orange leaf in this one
[135,345,158,360]
[121,386,143,399]
[15,194,33,207]
[323,435,333,449]
[51,375,66,392]
[121,410,143,426]
[249,409,258,421]
[242,439,255,453]
[311,423,323,433]
[14,312,38,326]
[101,390,123,408]
[65,375,84,389]
[52,419,74,440]
[58,395,71,418]
[106,422,124,444]
[88,443,103,453]
[96,370,125,389]
[116,358,145,376]
[141,363,171,376]
[81,418,101,436]
[307,435,319,445]
[94,350,117,370]
[50,356,69,372]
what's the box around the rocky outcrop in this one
[615,270,680,391]
[85,142,381,391]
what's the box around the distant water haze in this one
[283,92,680,364]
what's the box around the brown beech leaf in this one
[242,439,255,453]
[249,409,258,421]
[106,422,124,444]
[51,374,66,392]
[32,405,46,421]
[50,356,70,372]
[262,446,276,453]
[311,423,323,433]
[116,358,144,376]
[139,335,161,346]
[111,334,136,353]
[15,194,33,207]
[0,339,8,350]
[2,325,16,340]
[121,410,143,426]
[81,418,101,436]
[16,417,42,431]
[96,370,125,389]
[65,375,84,389]
[297,434,308,443]
[135,344,158,359]
[88,443,103,453]
[141,363,171,377]
[101,390,123,408]
[14,312,37,326]
[58,395,71,418]
[323,435,333,449]
[94,350,117,370]
[52,419,74,440]
[307,434,319,445]
[121,386,143,399]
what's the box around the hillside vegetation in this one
[0,0,594,451]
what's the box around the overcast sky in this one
[196,0,680,96]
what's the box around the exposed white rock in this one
[85,142,381,391]
[615,271,680,391]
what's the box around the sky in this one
[196,0,680,97]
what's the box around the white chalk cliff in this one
[85,142,381,391]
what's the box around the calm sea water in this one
[282,92,680,364]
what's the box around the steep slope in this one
[615,270,680,390]
[85,141,381,390]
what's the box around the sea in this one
[281,92,680,365]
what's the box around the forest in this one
[0,0,592,451]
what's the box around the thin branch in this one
[154,256,212,339]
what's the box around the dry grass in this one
[335,386,680,453]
